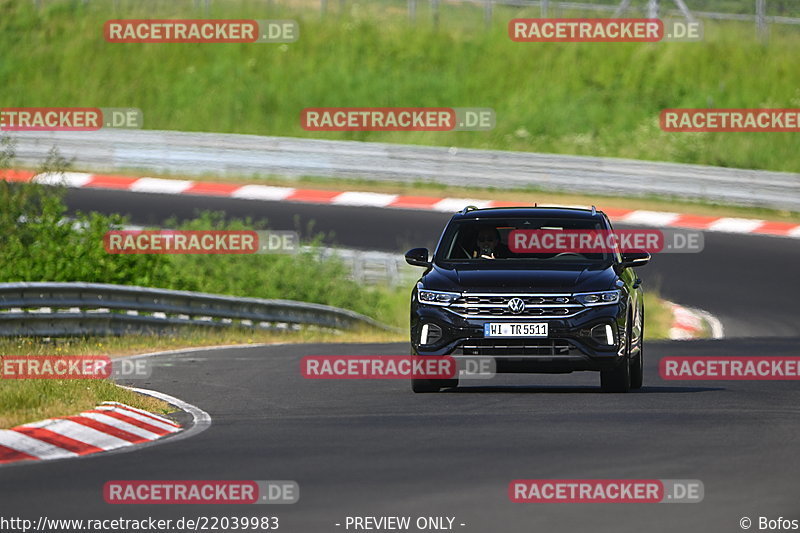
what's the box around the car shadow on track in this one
[443,385,723,394]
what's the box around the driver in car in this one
[473,227,509,259]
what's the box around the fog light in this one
[420,323,442,345]
[590,323,615,346]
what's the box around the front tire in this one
[601,320,632,393]
[630,312,644,390]
[601,359,631,393]
[630,349,643,390]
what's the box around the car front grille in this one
[448,293,584,318]
[460,339,573,357]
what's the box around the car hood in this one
[422,263,618,293]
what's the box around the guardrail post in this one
[756,0,769,42]
[613,0,632,17]
[352,254,364,284]
[387,259,400,287]
[647,0,659,19]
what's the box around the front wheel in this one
[601,358,631,393]
[630,313,644,389]
[629,350,643,390]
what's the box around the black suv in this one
[405,206,650,393]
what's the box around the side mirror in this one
[405,247,431,268]
[619,251,651,268]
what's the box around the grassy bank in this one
[1,0,799,172]
[0,374,171,429]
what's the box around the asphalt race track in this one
[2,340,800,532]
[1,188,797,532]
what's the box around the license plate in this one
[484,322,548,337]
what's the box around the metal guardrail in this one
[68,218,416,287]
[420,0,800,37]
[315,247,419,287]
[0,282,398,336]
[10,129,800,211]
[41,0,799,28]
[466,0,800,24]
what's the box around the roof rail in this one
[460,205,479,214]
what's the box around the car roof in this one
[451,206,605,220]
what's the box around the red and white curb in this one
[667,302,725,341]
[0,399,189,466]
[2,169,799,238]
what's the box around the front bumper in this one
[411,303,628,373]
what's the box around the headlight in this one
[418,289,461,306]
[575,290,621,306]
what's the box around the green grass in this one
[0,328,407,359]
[1,0,799,173]
[0,365,172,429]
[643,291,673,339]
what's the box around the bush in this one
[0,181,405,326]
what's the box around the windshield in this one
[435,217,616,265]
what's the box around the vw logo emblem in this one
[508,297,525,314]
